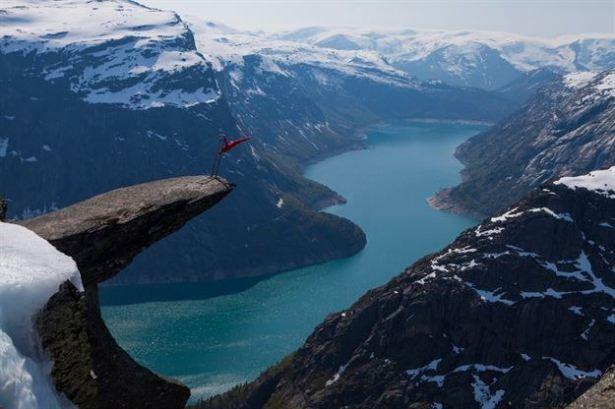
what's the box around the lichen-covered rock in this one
[566,366,615,409]
[38,282,190,409]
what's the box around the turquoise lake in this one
[100,121,484,401]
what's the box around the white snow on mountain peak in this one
[0,0,183,52]
[0,0,220,109]
[555,167,615,199]
[1,0,614,106]
[186,17,418,88]
[185,18,615,90]
[270,26,615,73]
[595,72,615,97]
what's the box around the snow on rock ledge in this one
[0,221,82,409]
[554,167,615,199]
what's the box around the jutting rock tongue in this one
[20,175,233,286]
[13,176,232,409]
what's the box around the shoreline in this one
[104,117,489,289]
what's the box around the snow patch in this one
[490,207,523,223]
[594,72,615,97]
[546,357,602,380]
[472,375,505,409]
[580,319,595,341]
[563,71,597,89]
[0,222,83,409]
[554,167,615,199]
[406,358,441,377]
[325,363,348,386]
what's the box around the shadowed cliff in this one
[18,176,233,409]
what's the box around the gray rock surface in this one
[21,176,232,286]
[566,366,615,409]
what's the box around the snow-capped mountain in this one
[1,0,220,109]
[185,18,513,165]
[271,27,615,89]
[0,0,607,285]
[434,70,615,218]
[187,20,419,88]
[0,0,367,285]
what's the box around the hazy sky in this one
[140,0,614,37]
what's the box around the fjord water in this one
[100,121,483,400]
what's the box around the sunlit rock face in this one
[433,70,615,219]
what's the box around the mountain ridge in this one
[1,0,515,285]
[432,70,615,218]
[198,167,615,409]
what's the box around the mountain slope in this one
[200,167,615,409]
[1,0,519,285]
[432,70,615,218]
[188,18,514,165]
[0,0,366,285]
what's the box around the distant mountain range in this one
[267,26,615,89]
[0,0,522,285]
[182,23,615,90]
[433,70,615,218]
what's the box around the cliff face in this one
[200,169,615,409]
[432,70,615,219]
[28,176,232,408]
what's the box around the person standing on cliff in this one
[211,132,251,177]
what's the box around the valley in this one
[100,120,484,401]
[0,1,613,408]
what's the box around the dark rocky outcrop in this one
[37,282,190,409]
[432,70,615,219]
[29,176,233,408]
[200,175,615,408]
[0,196,6,221]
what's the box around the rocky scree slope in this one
[433,70,615,219]
[0,0,365,285]
[199,167,615,409]
[23,176,233,409]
